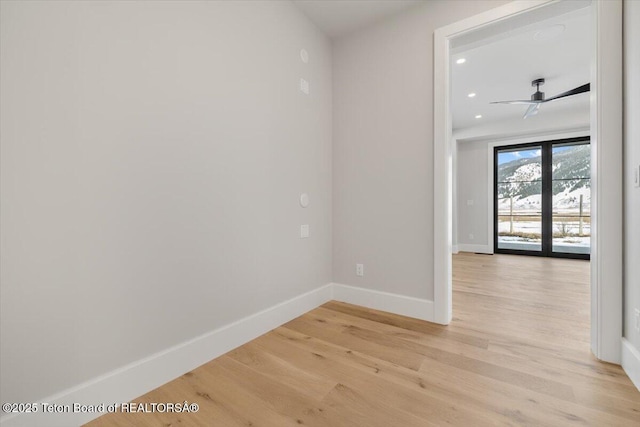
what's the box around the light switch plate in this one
[300,193,310,208]
[635,164,640,188]
[300,49,309,64]
[300,78,309,95]
[300,224,309,238]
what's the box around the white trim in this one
[332,283,434,322]
[433,19,453,325]
[487,138,494,254]
[434,0,557,326]
[452,138,459,253]
[0,284,334,427]
[434,0,623,363]
[589,0,623,364]
[0,282,438,427]
[622,338,640,391]
[457,244,492,254]
[457,127,590,145]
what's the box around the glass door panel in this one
[551,143,591,255]
[494,138,590,259]
[496,147,542,252]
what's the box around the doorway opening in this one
[434,1,623,363]
[494,137,590,259]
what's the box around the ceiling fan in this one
[490,78,590,119]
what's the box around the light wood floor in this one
[86,253,640,426]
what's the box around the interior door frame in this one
[433,0,623,363]
[493,137,591,260]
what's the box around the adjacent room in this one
[1,1,639,426]
[452,5,591,258]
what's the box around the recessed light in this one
[456,58,466,64]
[468,93,476,98]
[475,115,482,119]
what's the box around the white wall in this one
[456,140,491,249]
[623,0,640,369]
[332,0,509,300]
[0,0,332,405]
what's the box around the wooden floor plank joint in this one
[86,253,640,426]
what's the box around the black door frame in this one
[493,137,590,260]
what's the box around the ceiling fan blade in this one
[543,83,590,102]
[490,100,541,105]
[523,103,540,119]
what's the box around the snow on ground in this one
[498,188,591,213]
[498,220,591,235]
[499,194,542,211]
[553,186,591,210]
[507,163,541,182]
[498,220,590,248]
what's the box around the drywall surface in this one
[332,0,509,300]
[623,0,640,353]
[456,140,490,248]
[0,0,332,404]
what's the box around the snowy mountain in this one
[497,144,590,211]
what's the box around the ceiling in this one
[451,7,591,132]
[293,0,424,39]
[292,1,591,134]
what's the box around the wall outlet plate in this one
[356,263,364,277]
[300,224,309,238]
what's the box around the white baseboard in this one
[622,338,640,391]
[0,284,334,427]
[1,283,436,427]
[331,283,434,322]
[457,243,492,254]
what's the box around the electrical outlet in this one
[469,233,474,240]
[356,263,364,277]
[300,224,309,238]
[635,165,640,188]
[635,308,640,333]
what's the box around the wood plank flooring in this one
[85,253,640,426]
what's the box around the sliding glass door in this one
[494,138,590,259]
